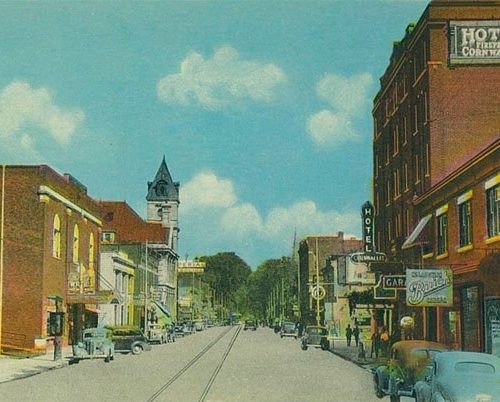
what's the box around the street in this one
[0,326,382,402]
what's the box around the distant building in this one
[298,232,362,325]
[0,165,103,352]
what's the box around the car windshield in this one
[308,328,327,335]
[283,323,295,330]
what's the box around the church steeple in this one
[146,157,180,252]
[146,156,179,202]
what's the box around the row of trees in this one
[197,252,298,322]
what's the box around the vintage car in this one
[413,351,500,402]
[301,326,329,351]
[373,340,449,402]
[71,327,114,363]
[244,320,257,331]
[105,325,152,355]
[280,321,297,339]
[146,323,168,344]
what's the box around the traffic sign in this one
[311,285,326,300]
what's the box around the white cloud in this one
[306,73,373,146]
[180,171,361,265]
[0,81,84,145]
[180,170,238,211]
[306,110,357,145]
[157,45,287,110]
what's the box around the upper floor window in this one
[436,205,448,256]
[72,224,79,264]
[393,125,399,155]
[102,231,115,243]
[52,214,61,259]
[89,233,95,269]
[486,180,500,239]
[458,192,473,248]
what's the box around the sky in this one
[0,0,429,268]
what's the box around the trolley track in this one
[146,325,241,402]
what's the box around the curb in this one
[328,348,376,372]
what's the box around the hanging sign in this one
[361,201,375,252]
[406,268,453,307]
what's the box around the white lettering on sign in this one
[362,201,375,253]
[450,21,500,64]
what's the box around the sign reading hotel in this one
[362,201,375,252]
[449,21,500,65]
[406,269,453,307]
[178,260,206,273]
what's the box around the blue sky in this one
[0,0,429,268]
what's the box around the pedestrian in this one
[346,324,353,346]
[370,328,380,358]
[380,326,390,357]
[353,324,360,347]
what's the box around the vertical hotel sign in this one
[362,201,374,252]
[449,21,500,65]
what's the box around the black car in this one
[243,320,257,331]
[105,326,152,355]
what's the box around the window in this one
[89,233,95,269]
[393,169,401,198]
[386,180,391,205]
[102,231,115,243]
[437,208,448,256]
[458,193,472,248]
[72,224,79,263]
[403,117,408,145]
[425,143,430,176]
[52,214,61,258]
[486,183,499,238]
[404,163,409,191]
[415,154,421,183]
[393,125,399,155]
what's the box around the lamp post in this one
[309,237,321,326]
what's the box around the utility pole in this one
[0,165,5,353]
[315,237,321,326]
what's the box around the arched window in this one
[72,224,79,263]
[52,215,61,258]
[88,233,95,269]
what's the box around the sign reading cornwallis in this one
[406,268,453,307]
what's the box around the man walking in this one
[346,324,353,346]
[353,324,360,347]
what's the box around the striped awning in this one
[402,214,432,250]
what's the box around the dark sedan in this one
[301,326,329,351]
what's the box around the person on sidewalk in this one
[370,328,380,358]
[345,324,353,346]
[380,326,390,357]
[353,324,360,347]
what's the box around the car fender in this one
[375,366,390,392]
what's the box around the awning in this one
[402,214,432,250]
[151,301,173,326]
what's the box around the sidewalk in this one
[0,345,73,384]
[329,339,387,371]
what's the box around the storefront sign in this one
[350,252,387,263]
[406,268,453,307]
[373,276,397,300]
[345,253,376,285]
[449,21,500,65]
[382,275,406,289]
[178,260,206,273]
[361,201,375,252]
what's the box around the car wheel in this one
[373,376,384,399]
[389,395,400,402]
[132,344,143,355]
[301,344,308,351]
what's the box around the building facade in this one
[372,0,500,352]
[0,165,103,352]
[298,232,362,325]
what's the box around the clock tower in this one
[146,156,180,251]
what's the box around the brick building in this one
[372,0,500,352]
[0,165,103,352]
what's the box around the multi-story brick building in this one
[372,0,500,352]
[0,165,103,352]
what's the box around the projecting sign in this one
[382,275,406,289]
[406,269,453,307]
[346,253,376,285]
[449,21,500,65]
[178,260,206,273]
[350,252,387,264]
[361,201,375,252]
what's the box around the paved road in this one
[0,326,382,402]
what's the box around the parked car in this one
[280,321,297,339]
[166,324,176,342]
[71,327,114,363]
[244,320,257,331]
[413,351,500,402]
[373,340,449,402]
[301,326,329,351]
[174,323,185,337]
[194,320,204,331]
[147,323,168,344]
[105,325,152,355]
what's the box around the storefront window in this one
[458,200,472,247]
[461,285,481,352]
[486,184,499,238]
[484,297,500,358]
[437,214,448,255]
